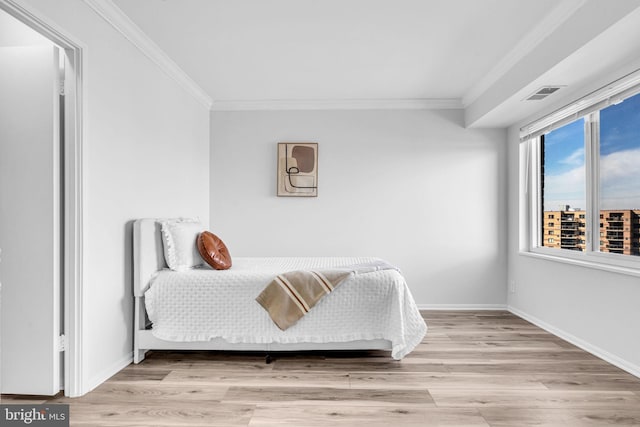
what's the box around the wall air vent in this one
[525,86,565,101]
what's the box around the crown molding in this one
[211,98,463,112]
[82,0,212,109]
[462,0,587,107]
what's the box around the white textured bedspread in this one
[145,257,427,359]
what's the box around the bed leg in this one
[134,349,147,364]
[133,297,148,364]
[265,354,273,364]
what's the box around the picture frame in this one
[277,142,318,197]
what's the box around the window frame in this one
[522,82,640,276]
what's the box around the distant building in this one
[543,206,640,256]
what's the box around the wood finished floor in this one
[3,310,640,426]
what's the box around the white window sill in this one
[519,249,640,278]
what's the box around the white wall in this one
[19,0,210,393]
[506,60,640,376]
[211,109,507,306]
[0,8,50,46]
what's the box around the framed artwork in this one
[277,142,318,197]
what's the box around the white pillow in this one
[160,218,204,271]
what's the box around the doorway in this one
[0,0,84,397]
[0,9,63,395]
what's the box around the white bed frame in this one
[133,218,391,363]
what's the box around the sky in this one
[543,91,640,211]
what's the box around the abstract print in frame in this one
[277,142,318,197]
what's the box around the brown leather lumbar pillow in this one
[197,231,232,270]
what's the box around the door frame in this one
[0,0,85,397]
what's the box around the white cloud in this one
[543,148,640,210]
[543,164,585,211]
[559,148,584,167]
[600,148,640,209]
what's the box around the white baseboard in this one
[509,306,640,379]
[83,352,133,395]
[417,304,507,310]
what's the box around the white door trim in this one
[0,0,85,397]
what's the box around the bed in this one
[133,218,427,363]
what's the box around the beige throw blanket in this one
[256,261,398,330]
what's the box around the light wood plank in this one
[131,351,276,372]
[272,359,448,373]
[222,386,434,406]
[0,395,50,404]
[55,383,229,404]
[480,408,640,426]
[349,372,548,390]
[107,368,171,382]
[430,389,640,409]
[162,369,351,388]
[67,402,253,426]
[441,332,571,341]
[537,374,640,391]
[445,361,628,375]
[248,404,489,426]
[411,340,567,352]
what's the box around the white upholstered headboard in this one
[133,218,167,297]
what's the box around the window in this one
[599,95,640,221]
[540,118,585,252]
[523,75,640,268]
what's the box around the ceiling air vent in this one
[525,86,565,101]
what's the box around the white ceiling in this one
[475,4,640,127]
[111,0,640,126]
[112,0,557,101]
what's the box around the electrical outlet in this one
[509,280,516,293]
